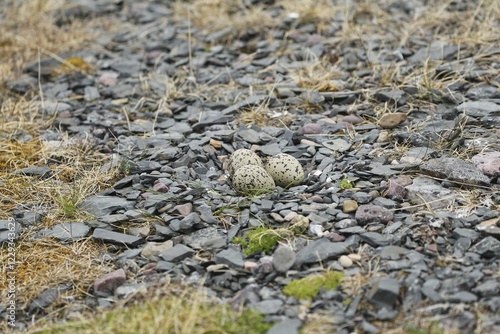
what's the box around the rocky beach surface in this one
[1,0,500,333]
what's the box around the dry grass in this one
[0,0,103,89]
[0,2,120,333]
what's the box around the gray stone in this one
[170,212,201,232]
[92,228,144,247]
[38,222,90,241]
[473,280,500,296]
[420,158,490,186]
[272,245,296,273]
[355,204,394,225]
[251,299,283,315]
[197,205,218,224]
[79,195,134,217]
[14,166,53,179]
[456,101,500,128]
[405,177,455,210]
[295,238,348,267]
[214,248,244,269]
[441,291,478,303]
[128,160,162,174]
[6,75,38,94]
[266,318,302,334]
[183,226,224,249]
[453,228,480,241]
[379,245,409,260]
[360,232,394,247]
[351,192,373,204]
[374,90,408,106]
[159,244,195,262]
[409,41,458,62]
[322,139,351,152]
[469,237,500,258]
[368,278,401,309]
[28,283,73,313]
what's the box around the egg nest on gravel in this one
[231,165,276,196]
[263,153,304,188]
[226,148,263,176]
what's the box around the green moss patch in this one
[283,271,344,301]
[233,226,282,256]
[31,292,273,334]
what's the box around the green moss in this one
[31,294,273,334]
[234,226,281,256]
[339,178,353,190]
[283,271,344,301]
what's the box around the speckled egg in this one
[232,165,276,195]
[263,153,304,187]
[227,148,263,176]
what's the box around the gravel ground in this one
[2,0,500,333]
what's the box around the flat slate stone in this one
[92,228,144,247]
[405,177,455,210]
[294,238,348,267]
[420,157,490,186]
[38,222,90,241]
[159,244,195,262]
[214,248,244,269]
[79,195,134,217]
[266,318,302,334]
[368,277,401,309]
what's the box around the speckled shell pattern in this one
[232,165,276,195]
[263,154,304,187]
[227,149,263,176]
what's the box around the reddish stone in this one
[94,269,126,294]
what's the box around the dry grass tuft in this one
[289,58,343,92]
[173,0,277,43]
[0,0,100,90]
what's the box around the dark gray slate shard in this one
[266,318,302,334]
[159,244,194,262]
[469,236,500,258]
[374,89,408,106]
[368,278,401,309]
[251,299,283,315]
[92,228,144,247]
[360,232,395,247]
[420,157,491,185]
[214,248,244,269]
[37,222,90,241]
[272,245,296,273]
[379,245,409,260]
[456,101,500,128]
[5,75,38,94]
[409,41,458,62]
[28,283,73,314]
[294,238,348,267]
[183,226,225,249]
[405,177,455,210]
[78,195,134,217]
[128,160,162,174]
[169,212,202,232]
[14,166,53,179]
